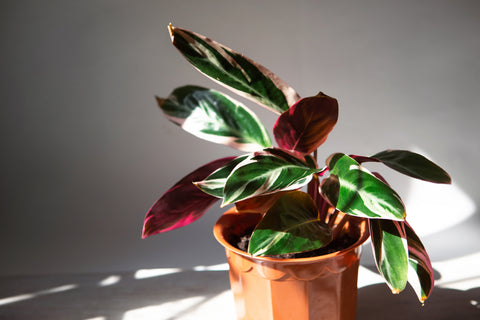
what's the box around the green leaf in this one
[158,86,272,151]
[326,153,406,220]
[369,219,409,294]
[274,92,339,155]
[371,150,451,184]
[405,222,435,304]
[194,155,249,198]
[168,24,300,114]
[248,191,332,256]
[223,149,320,205]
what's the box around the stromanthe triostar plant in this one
[142,24,451,304]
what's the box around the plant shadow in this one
[357,283,480,319]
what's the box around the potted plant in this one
[142,24,451,320]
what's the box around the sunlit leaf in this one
[326,153,406,220]
[249,191,332,256]
[168,24,300,113]
[194,155,248,198]
[369,219,409,293]
[142,157,235,238]
[223,149,319,205]
[274,92,338,155]
[158,86,271,151]
[405,222,434,304]
[365,150,451,184]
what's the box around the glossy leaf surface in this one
[142,157,235,238]
[405,222,435,303]
[369,219,409,293]
[370,150,451,184]
[249,191,332,256]
[158,86,271,151]
[168,24,300,113]
[326,153,406,220]
[223,149,319,205]
[274,92,338,155]
[194,155,248,198]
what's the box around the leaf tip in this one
[155,96,166,108]
[168,23,175,41]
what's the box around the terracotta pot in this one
[213,208,370,320]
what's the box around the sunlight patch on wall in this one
[403,148,475,237]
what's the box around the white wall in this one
[1,0,479,275]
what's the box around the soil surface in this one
[230,228,358,259]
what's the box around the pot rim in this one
[213,208,371,265]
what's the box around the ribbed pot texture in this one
[213,208,369,320]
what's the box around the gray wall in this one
[1,0,479,275]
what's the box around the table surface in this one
[1,254,479,320]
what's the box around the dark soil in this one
[231,227,358,259]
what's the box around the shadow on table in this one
[0,269,232,320]
[357,283,480,319]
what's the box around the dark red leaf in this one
[273,92,338,155]
[142,157,235,238]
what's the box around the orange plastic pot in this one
[213,208,370,320]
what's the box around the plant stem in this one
[331,212,350,240]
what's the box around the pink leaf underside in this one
[273,93,338,155]
[142,157,235,238]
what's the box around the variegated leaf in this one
[274,92,338,155]
[405,221,435,304]
[142,157,235,238]
[223,149,320,205]
[194,155,249,198]
[369,219,409,294]
[158,86,271,151]
[168,24,300,113]
[371,150,451,184]
[325,153,406,221]
[249,191,332,256]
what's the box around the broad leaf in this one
[371,150,451,184]
[249,191,332,256]
[369,219,409,293]
[274,92,338,155]
[168,24,300,113]
[142,157,235,238]
[405,222,435,304]
[158,86,272,151]
[325,153,406,220]
[194,155,249,198]
[223,148,320,205]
